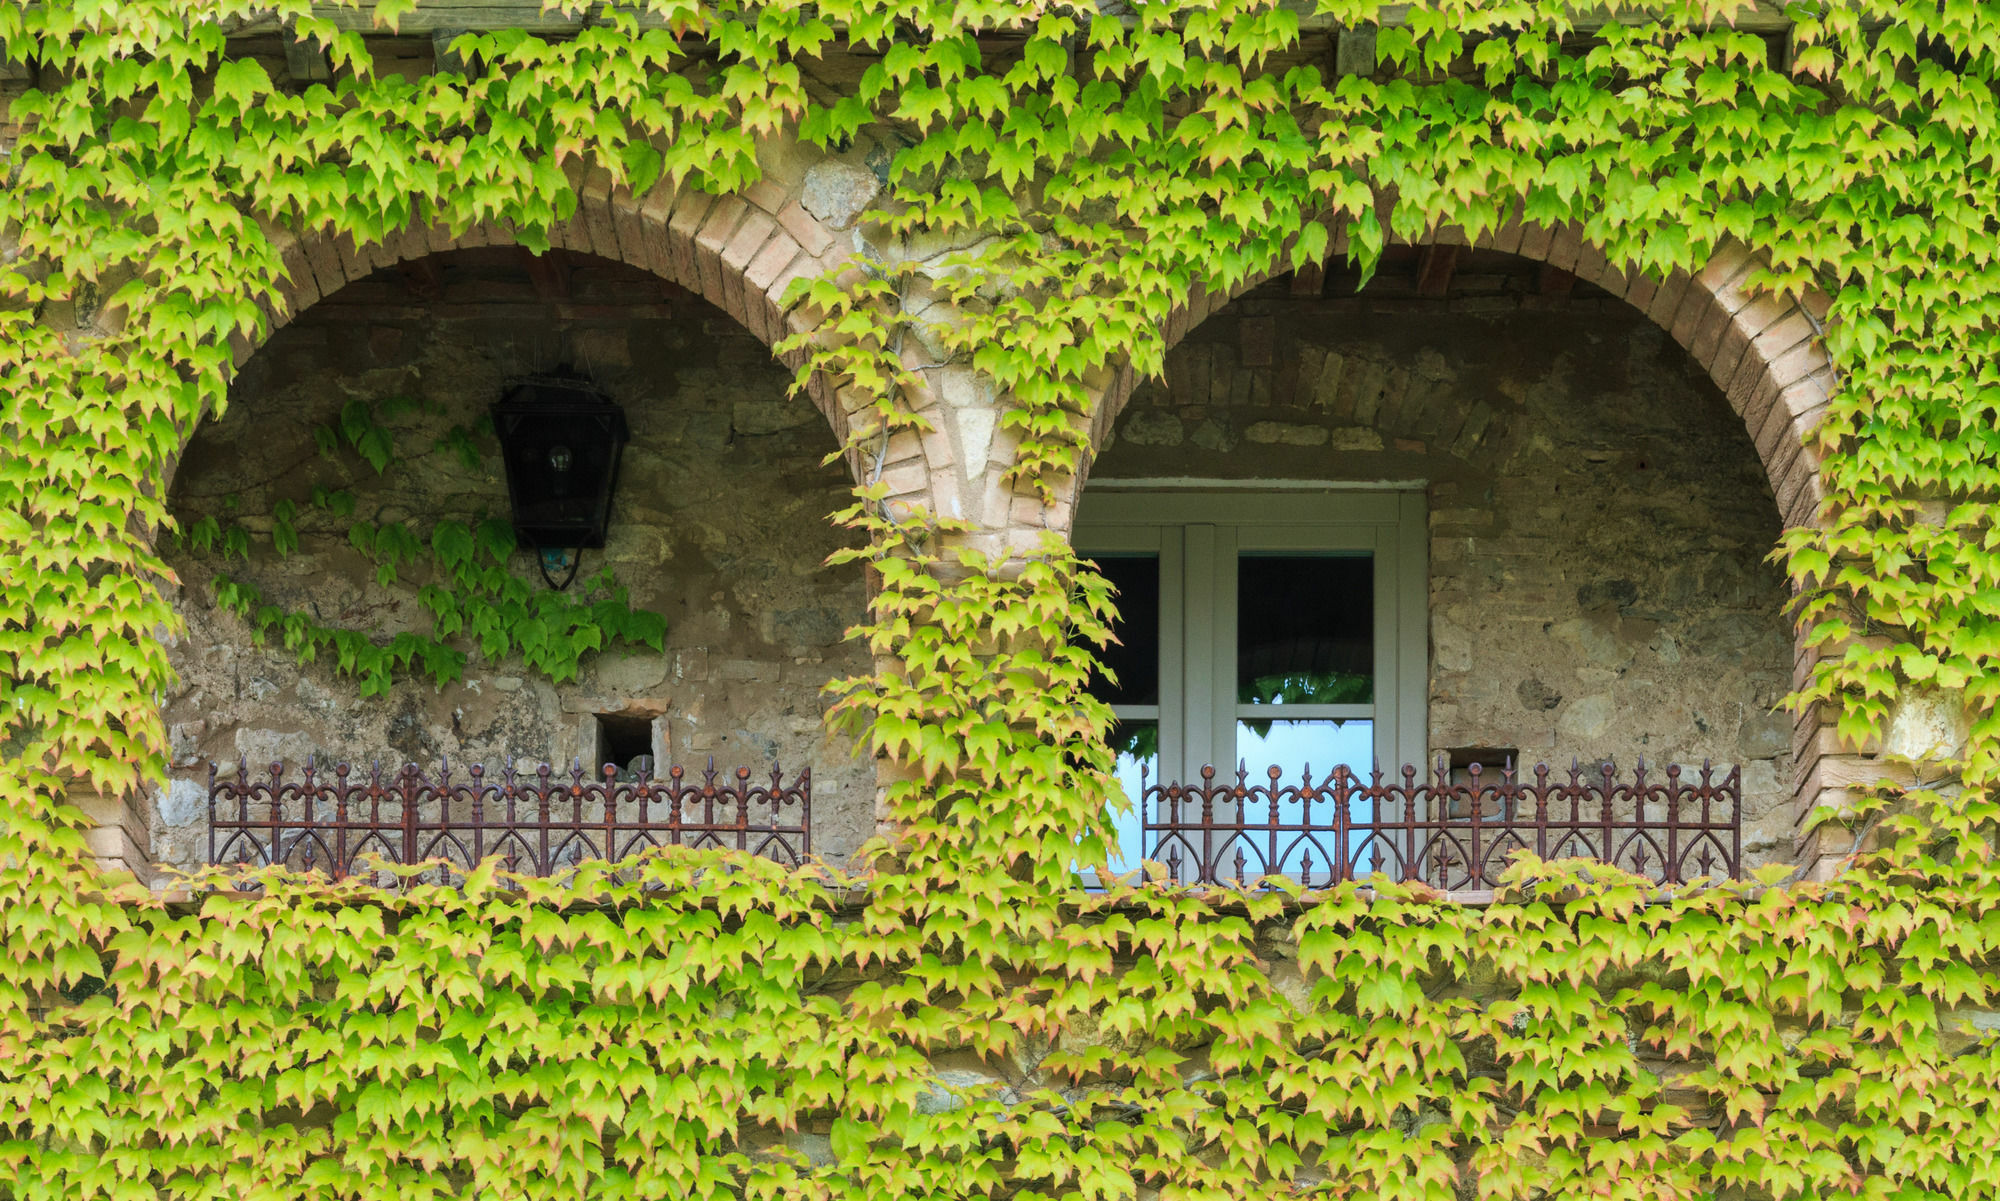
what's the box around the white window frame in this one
[1076,488,1428,782]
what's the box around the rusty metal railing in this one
[208,757,810,883]
[1141,756,1740,888]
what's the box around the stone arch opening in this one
[1088,229,1834,531]
[159,174,868,500]
[1075,235,1829,874]
[151,238,884,875]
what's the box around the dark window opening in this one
[595,712,655,777]
[1237,553,1373,706]
[1089,554,1161,708]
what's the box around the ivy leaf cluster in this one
[176,393,667,695]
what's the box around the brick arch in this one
[1075,221,1851,870]
[1084,223,1834,534]
[169,166,934,503]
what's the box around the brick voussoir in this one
[774,197,835,258]
[1517,222,1556,262]
[1724,344,1773,413]
[1575,243,1629,298]
[692,196,751,306]
[1687,295,1738,368]
[1695,241,1757,292]
[743,175,794,217]
[1753,310,1819,365]
[745,235,802,295]
[1480,217,1527,256]
[1666,278,1712,346]
[1546,224,1584,272]
[665,189,718,282]
[608,186,649,270]
[721,209,779,275]
[1645,269,1692,328]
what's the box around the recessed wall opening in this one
[1447,745,1518,778]
[1445,746,1518,818]
[155,242,882,871]
[594,712,657,777]
[1085,254,1799,875]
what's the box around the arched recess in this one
[140,163,947,874]
[1073,221,1852,872]
[1086,224,1834,532]
[157,164,954,520]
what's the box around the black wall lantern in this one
[492,373,628,586]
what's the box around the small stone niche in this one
[587,705,668,779]
[1444,746,1517,818]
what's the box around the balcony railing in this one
[208,757,810,883]
[1141,757,1741,889]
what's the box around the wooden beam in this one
[1770,29,1796,72]
[521,248,571,300]
[248,0,1805,36]
[1415,244,1459,298]
[1290,261,1326,298]
[431,28,472,74]
[1335,27,1377,76]
[283,35,332,83]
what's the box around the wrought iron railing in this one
[1141,757,1741,888]
[208,757,810,883]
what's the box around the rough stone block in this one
[1239,316,1276,368]
[800,160,881,231]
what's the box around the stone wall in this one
[1090,251,1799,863]
[155,248,877,873]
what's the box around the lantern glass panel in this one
[491,376,628,549]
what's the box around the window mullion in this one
[1159,531,1186,784]
[1180,523,1219,780]
[1393,491,1430,774]
[1209,524,1240,775]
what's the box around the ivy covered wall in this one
[4,2,1998,1199]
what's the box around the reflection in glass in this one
[1090,554,1160,707]
[1234,718,1375,881]
[1107,719,1158,875]
[1237,554,1372,708]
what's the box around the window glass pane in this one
[1235,716,1374,776]
[1236,553,1373,705]
[1107,719,1158,876]
[1234,718,1376,882]
[1089,554,1160,707]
